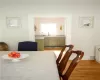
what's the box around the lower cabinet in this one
[44,37,65,47]
[35,36,65,50]
[35,39,44,51]
[57,37,65,46]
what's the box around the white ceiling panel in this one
[0,0,100,5]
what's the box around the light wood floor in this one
[69,60,100,80]
[44,47,63,50]
[44,49,100,80]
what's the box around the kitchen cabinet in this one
[44,36,65,47]
[35,39,44,51]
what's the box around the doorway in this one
[34,17,66,50]
[28,15,72,51]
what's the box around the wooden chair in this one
[58,50,84,80]
[0,42,8,51]
[56,45,74,65]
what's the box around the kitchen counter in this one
[35,35,65,39]
[35,36,44,39]
[35,35,65,49]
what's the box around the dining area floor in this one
[69,60,100,80]
[45,49,100,80]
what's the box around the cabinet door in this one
[35,39,44,51]
[57,37,65,47]
[48,37,57,47]
[44,37,49,47]
[44,37,65,47]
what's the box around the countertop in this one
[35,35,65,39]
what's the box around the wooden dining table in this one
[0,51,59,80]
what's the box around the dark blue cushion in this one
[18,41,37,51]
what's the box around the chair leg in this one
[59,76,62,80]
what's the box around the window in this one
[40,23,56,35]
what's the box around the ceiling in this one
[0,0,100,9]
[0,0,100,5]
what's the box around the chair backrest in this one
[0,42,9,51]
[56,45,74,65]
[58,50,84,80]
[18,41,37,51]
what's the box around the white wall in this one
[0,35,1,42]
[71,14,100,59]
[0,4,100,59]
[0,13,30,50]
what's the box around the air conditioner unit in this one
[95,45,100,63]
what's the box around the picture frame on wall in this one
[79,16,94,28]
[6,17,21,28]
